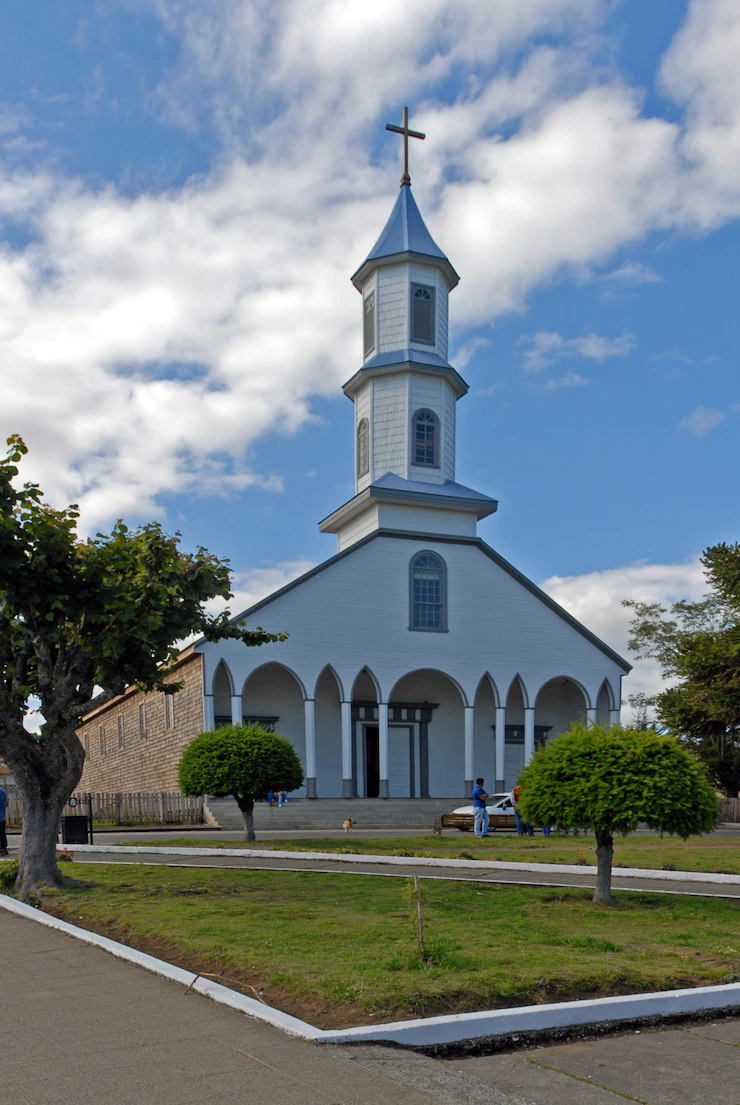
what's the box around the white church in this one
[194,118,630,802]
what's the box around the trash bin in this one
[61,815,89,845]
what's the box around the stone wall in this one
[77,652,204,792]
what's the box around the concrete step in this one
[205,797,460,832]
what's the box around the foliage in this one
[624,542,740,795]
[0,858,19,891]
[0,436,285,897]
[517,724,718,903]
[518,724,718,838]
[179,725,304,801]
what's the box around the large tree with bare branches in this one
[0,437,283,899]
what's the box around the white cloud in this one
[678,405,725,437]
[600,260,663,284]
[2,0,740,523]
[540,557,708,716]
[542,371,590,390]
[521,331,635,374]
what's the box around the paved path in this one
[3,908,740,1104]
[64,845,740,899]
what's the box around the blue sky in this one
[1,0,738,703]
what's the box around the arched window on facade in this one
[357,417,370,478]
[412,408,439,467]
[411,283,435,345]
[410,551,447,631]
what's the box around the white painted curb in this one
[2,892,740,1048]
[62,843,740,886]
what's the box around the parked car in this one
[442,793,516,832]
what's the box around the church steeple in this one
[320,111,497,551]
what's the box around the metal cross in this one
[385,106,425,186]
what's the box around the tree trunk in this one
[15,788,72,899]
[593,830,614,905]
[235,794,255,842]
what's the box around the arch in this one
[409,549,447,631]
[314,666,343,797]
[597,678,616,712]
[240,661,307,701]
[506,673,530,710]
[211,659,234,697]
[533,675,591,711]
[475,672,501,709]
[312,664,345,701]
[356,417,369,479]
[595,679,615,726]
[351,666,381,702]
[389,668,466,797]
[411,408,439,468]
[473,674,498,789]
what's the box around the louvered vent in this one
[411,283,435,344]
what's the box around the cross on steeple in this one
[385,106,425,187]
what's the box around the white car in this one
[442,793,517,831]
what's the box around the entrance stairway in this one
[205,796,461,832]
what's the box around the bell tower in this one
[320,109,497,551]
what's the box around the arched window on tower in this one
[357,417,369,478]
[412,409,439,467]
[410,551,447,631]
[364,292,376,358]
[411,283,435,345]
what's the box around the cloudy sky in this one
[2,0,738,710]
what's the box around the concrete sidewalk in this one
[3,908,740,1104]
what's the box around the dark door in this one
[364,725,380,798]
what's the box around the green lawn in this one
[122,833,740,875]
[46,862,740,1028]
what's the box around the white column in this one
[586,708,597,726]
[203,695,215,731]
[304,698,316,798]
[524,707,535,765]
[341,701,353,798]
[495,705,506,790]
[378,702,389,798]
[610,708,621,728]
[464,706,475,798]
[231,695,242,726]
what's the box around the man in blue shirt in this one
[472,777,490,837]
[0,784,8,855]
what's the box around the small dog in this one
[342,818,357,833]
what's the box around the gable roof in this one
[196,530,631,672]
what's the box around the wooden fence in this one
[3,790,204,827]
[718,797,740,823]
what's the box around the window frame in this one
[99,726,106,757]
[410,282,436,346]
[363,290,376,358]
[356,416,370,478]
[164,693,175,730]
[411,408,440,468]
[408,550,448,633]
[139,703,147,740]
[117,715,125,749]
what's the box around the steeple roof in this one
[351,184,459,291]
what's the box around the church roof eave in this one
[343,356,469,401]
[351,250,459,292]
[318,477,498,533]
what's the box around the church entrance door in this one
[364,725,380,798]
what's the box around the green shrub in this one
[0,858,19,892]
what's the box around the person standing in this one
[0,784,8,855]
[472,777,490,837]
[511,784,533,836]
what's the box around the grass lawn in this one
[121,833,740,875]
[45,862,740,1029]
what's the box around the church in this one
[78,112,630,802]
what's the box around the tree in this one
[178,725,304,841]
[624,543,740,795]
[517,723,718,905]
[0,437,285,899]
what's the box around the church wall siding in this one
[376,503,477,537]
[443,386,456,481]
[372,375,407,478]
[315,670,343,797]
[377,266,407,353]
[77,654,205,793]
[355,383,372,493]
[337,505,379,551]
[409,375,448,485]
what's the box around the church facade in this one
[78,168,629,801]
